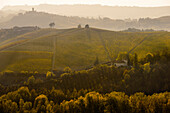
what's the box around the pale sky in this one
[0,0,170,9]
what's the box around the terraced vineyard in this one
[0,28,169,73]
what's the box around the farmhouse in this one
[114,60,128,67]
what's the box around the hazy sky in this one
[0,0,170,9]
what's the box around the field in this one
[0,28,170,73]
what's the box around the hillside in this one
[0,10,170,31]
[2,4,170,19]
[0,27,169,73]
[0,26,40,44]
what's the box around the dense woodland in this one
[0,87,169,113]
[0,49,169,112]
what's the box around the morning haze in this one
[0,4,170,31]
[2,4,170,19]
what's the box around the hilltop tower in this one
[32,8,35,12]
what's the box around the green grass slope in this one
[0,28,169,73]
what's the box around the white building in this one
[114,60,128,67]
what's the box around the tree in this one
[143,62,151,74]
[17,87,31,102]
[34,94,49,112]
[133,53,138,69]
[145,53,153,63]
[19,99,24,112]
[85,24,89,28]
[84,92,105,113]
[60,73,71,78]
[30,89,37,102]
[78,24,82,28]
[64,67,72,73]
[46,71,55,79]
[11,102,18,113]
[49,22,55,28]
[94,56,99,66]
[49,88,66,104]
[23,102,32,111]
[46,104,53,113]
[27,76,35,85]
[127,54,131,66]
[116,52,127,61]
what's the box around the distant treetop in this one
[85,24,89,28]
[78,24,81,28]
[49,22,55,28]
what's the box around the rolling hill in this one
[0,27,169,73]
[0,10,170,31]
[2,4,170,19]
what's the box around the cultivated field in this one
[0,28,169,73]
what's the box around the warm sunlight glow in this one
[1,0,170,9]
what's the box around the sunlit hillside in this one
[0,27,169,73]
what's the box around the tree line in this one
[21,49,169,95]
[0,49,169,112]
[0,86,169,113]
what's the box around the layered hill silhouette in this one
[0,10,170,31]
[2,4,170,19]
[0,27,169,73]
